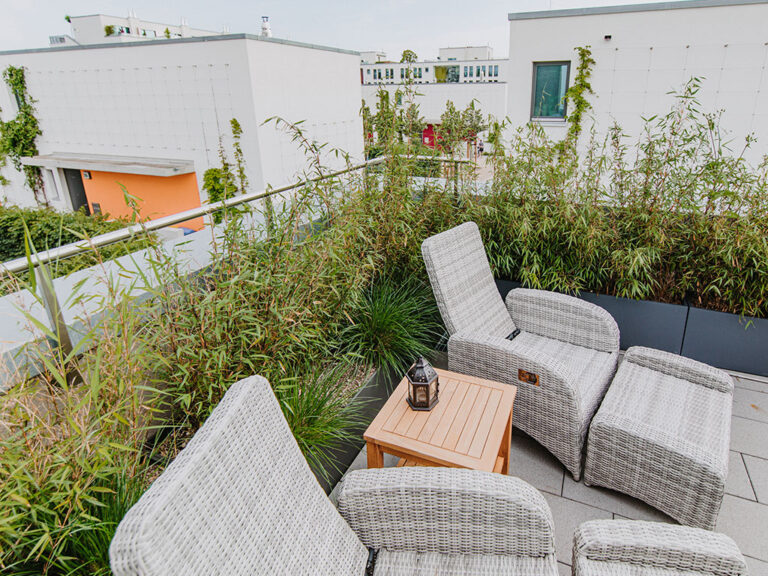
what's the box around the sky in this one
[0,0,671,56]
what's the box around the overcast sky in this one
[1,0,670,56]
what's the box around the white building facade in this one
[360,47,507,129]
[0,34,363,223]
[50,13,218,47]
[508,0,768,162]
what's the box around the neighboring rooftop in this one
[508,0,768,20]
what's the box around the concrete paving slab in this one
[727,451,757,501]
[562,476,673,522]
[744,454,768,504]
[745,555,768,576]
[733,387,768,424]
[542,492,612,565]
[508,431,565,496]
[716,494,768,562]
[730,416,768,459]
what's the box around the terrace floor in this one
[330,362,768,575]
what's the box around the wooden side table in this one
[364,368,517,474]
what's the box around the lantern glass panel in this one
[415,384,428,405]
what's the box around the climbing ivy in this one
[564,45,596,144]
[203,118,248,224]
[0,66,46,204]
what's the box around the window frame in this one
[530,61,571,122]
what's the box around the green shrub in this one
[0,205,153,293]
[340,275,444,377]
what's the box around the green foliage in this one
[202,118,249,224]
[103,25,115,36]
[0,66,45,203]
[400,49,418,63]
[341,275,444,377]
[274,363,365,480]
[0,205,153,293]
[0,294,154,575]
[563,45,596,146]
[163,27,171,39]
[64,15,71,23]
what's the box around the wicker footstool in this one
[584,346,733,529]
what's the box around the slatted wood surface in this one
[364,368,516,473]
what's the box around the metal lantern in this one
[406,357,439,411]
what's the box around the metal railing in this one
[0,153,473,365]
[0,154,472,274]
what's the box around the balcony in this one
[1,106,767,573]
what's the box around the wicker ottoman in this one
[584,346,733,529]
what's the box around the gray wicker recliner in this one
[572,519,747,575]
[110,375,559,575]
[421,222,620,480]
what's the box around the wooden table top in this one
[364,368,517,472]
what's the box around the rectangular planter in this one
[681,307,768,377]
[314,367,395,494]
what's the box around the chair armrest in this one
[448,331,580,403]
[506,289,619,353]
[573,520,747,576]
[337,467,555,557]
[625,346,733,394]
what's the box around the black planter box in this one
[681,307,768,377]
[314,367,396,494]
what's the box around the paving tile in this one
[543,492,612,565]
[562,476,673,522]
[508,430,565,496]
[557,561,571,575]
[730,416,768,459]
[716,494,768,562]
[733,387,768,424]
[745,555,768,576]
[726,451,757,501]
[744,454,768,504]
[731,373,768,394]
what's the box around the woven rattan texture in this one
[572,520,747,576]
[584,347,733,529]
[109,376,368,576]
[421,221,517,338]
[421,222,620,481]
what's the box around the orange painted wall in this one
[80,171,204,231]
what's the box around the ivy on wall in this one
[0,65,47,204]
[564,45,596,144]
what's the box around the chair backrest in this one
[421,221,516,338]
[109,376,368,576]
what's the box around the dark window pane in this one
[532,63,569,118]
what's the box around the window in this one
[531,62,570,120]
[469,66,473,77]
[400,68,404,79]
[367,69,370,75]
[463,66,467,78]
[494,65,499,77]
[476,66,480,77]
[425,67,429,72]
[482,65,486,78]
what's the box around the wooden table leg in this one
[366,441,384,469]
[500,409,512,475]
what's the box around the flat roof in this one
[21,153,195,177]
[508,0,768,20]
[0,32,358,57]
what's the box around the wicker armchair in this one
[572,520,747,575]
[422,222,620,479]
[110,375,559,575]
